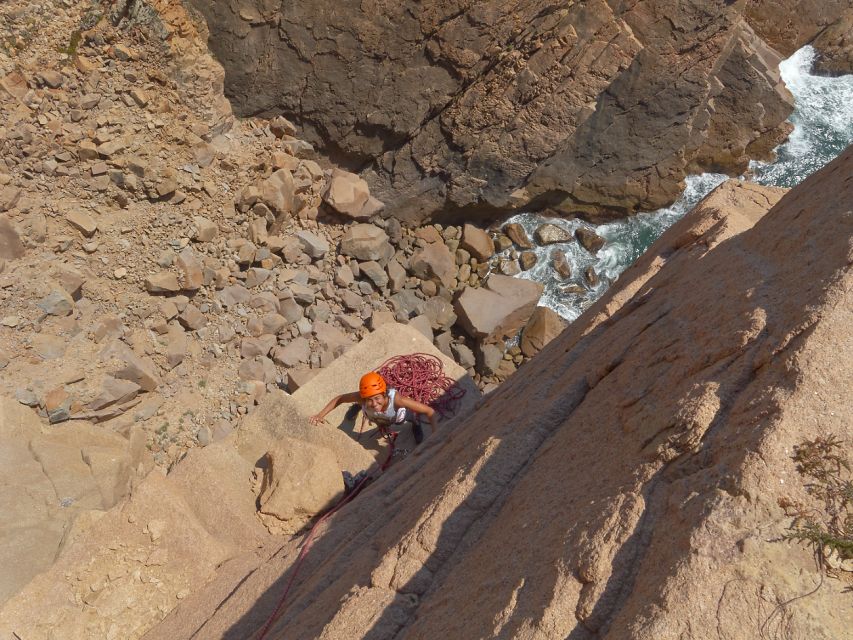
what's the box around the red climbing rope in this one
[377,352,466,419]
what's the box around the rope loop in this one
[377,352,466,419]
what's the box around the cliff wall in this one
[190,0,852,223]
[145,147,852,638]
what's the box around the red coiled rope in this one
[377,352,466,418]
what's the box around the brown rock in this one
[369,310,396,331]
[38,70,64,89]
[218,284,251,307]
[51,265,85,300]
[260,168,295,215]
[37,289,74,317]
[192,216,218,242]
[0,217,25,260]
[258,436,344,533]
[102,341,160,391]
[296,230,329,259]
[241,335,277,358]
[285,368,319,392]
[271,337,311,367]
[459,224,494,261]
[165,327,188,369]
[87,377,141,411]
[423,297,457,331]
[65,210,97,237]
[552,250,572,279]
[178,304,208,331]
[339,223,392,261]
[238,356,277,383]
[0,186,22,213]
[534,223,571,245]
[410,241,456,288]
[32,334,66,360]
[386,259,407,293]
[359,260,388,288]
[43,387,72,423]
[520,306,567,357]
[0,71,28,99]
[584,266,600,287]
[145,272,181,294]
[323,168,371,219]
[504,223,534,249]
[176,248,204,291]
[519,251,537,271]
[575,227,605,254]
[248,217,268,245]
[811,13,853,76]
[454,274,544,343]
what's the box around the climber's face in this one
[365,393,387,413]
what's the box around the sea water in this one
[508,46,853,321]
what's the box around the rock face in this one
[145,148,853,640]
[257,437,345,534]
[0,398,148,605]
[190,0,850,223]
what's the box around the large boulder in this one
[520,306,567,357]
[454,274,544,343]
[322,168,381,220]
[410,241,456,288]
[0,398,147,606]
[257,437,344,534]
[339,223,392,261]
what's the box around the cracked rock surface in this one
[191,0,851,223]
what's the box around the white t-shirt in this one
[362,388,407,425]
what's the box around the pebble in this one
[114,267,127,279]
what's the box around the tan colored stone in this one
[454,274,544,343]
[145,272,181,294]
[459,224,494,261]
[323,168,371,219]
[66,210,97,237]
[257,437,344,533]
[260,168,295,215]
[176,248,203,291]
[520,306,567,357]
[410,241,456,288]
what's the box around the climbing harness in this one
[255,353,466,639]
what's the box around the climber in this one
[308,371,437,444]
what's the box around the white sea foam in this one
[508,45,853,321]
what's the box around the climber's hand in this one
[308,414,326,426]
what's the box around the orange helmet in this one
[359,372,386,398]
